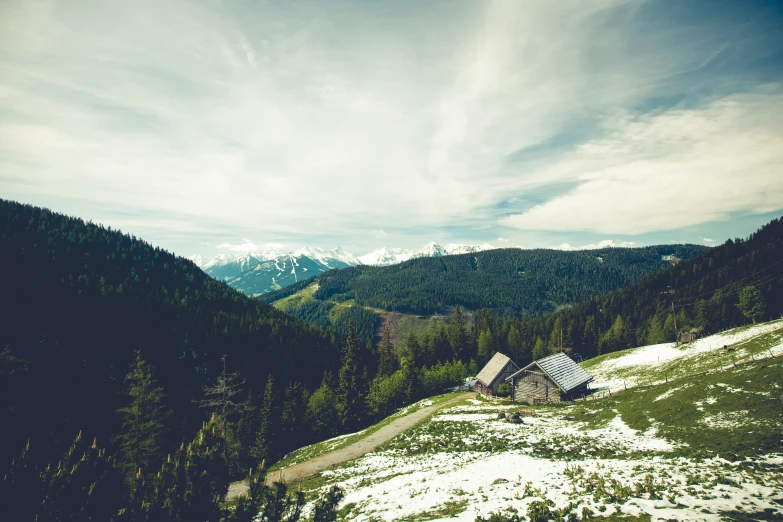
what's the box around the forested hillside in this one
[0,200,353,466]
[265,245,706,315]
[449,216,783,370]
[0,200,474,521]
[263,244,707,344]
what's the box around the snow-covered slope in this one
[196,247,360,295]
[583,319,783,393]
[358,247,414,266]
[360,242,497,266]
[195,242,501,292]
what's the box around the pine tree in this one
[280,381,306,450]
[582,316,598,355]
[448,306,468,361]
[506,326,523,364]
[337,321,362,429]
[532,337,547,360]
[197,355,244,439]
[235,390,259,469]
[113,350,170,494]
[645,315,666,345]
[432,323,452,363]
[377,324,397,378]
[477,330,494,368]
[252,374,276,465]
[304,375,338,440]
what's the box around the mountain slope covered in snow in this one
[198,247,361,295]
[198,242,499,295]
[280,322,783,520]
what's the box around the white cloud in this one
[703,237,715,243]
[0,0,780,254]
[497,237,509,243]
[553,239,637,251]
[501,88,783,234]
[369,229,387,239]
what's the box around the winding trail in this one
[227,392,472,500]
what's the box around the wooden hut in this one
[505,352,593,404]
[679,328,701,343]
[475,353,519,397]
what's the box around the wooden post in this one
[769,348,775,359]
[624,381,627,391]
[672,302,678,346]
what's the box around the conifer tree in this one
[252,374,276,465]
[582,316,598,354]
[448,306,468,361]
[304,375,338,440]
[235,389,259,469]
[532,337,547,360]
[113,350,170,495]
[432,323,452,363]
[506,326,524,365]
[477,330,494,367]
[377,324,397,378]
[337,321,362,429]
[198,355,244,439]
[280,381,306,450]
[645,315,666,345]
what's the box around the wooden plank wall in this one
[491,362,521,394]
[512,370,561,405]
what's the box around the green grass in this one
[582,319,783,387]
[406,499,469,520]
[272,282,319,311]
[571,359,783,458]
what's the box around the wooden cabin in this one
[505,352,593,404]
[475,353,519,396]
[679,328,701,343]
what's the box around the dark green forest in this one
[264,244,707,316]
[411,216,783,372]
[0,199,469,520]
[263,244,707,345]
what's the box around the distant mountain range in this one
[192,242,497,295]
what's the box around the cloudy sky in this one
[2,0,783,258]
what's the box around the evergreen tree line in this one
[459,217,783,364]
[369,217,783,376]
[1,350,343,522]
[0,199,354,469]
[263,244,708,318]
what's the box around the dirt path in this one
[226,393,472,500]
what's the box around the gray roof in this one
[476,352,516,387]
[506,352,593,393]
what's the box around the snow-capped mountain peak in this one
[413,242,447,258]
[358,247,414,266]
[442,243,495,255]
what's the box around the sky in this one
[1,0,783,258]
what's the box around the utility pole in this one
[560,323,563,353]
[671,302,679,345]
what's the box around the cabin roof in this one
[506,352,593,393]
[476,352,517,387]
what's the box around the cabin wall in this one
[511,371,561,405]
[490,361,520,395]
